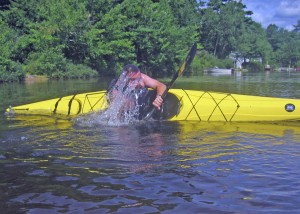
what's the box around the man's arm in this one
[141,73,167,110]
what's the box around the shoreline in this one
[25,75,48,84]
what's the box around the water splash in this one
[75,72,145,127]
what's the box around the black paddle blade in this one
[142,42,198,120]
[168,42,197,90]
[178,42,197,77]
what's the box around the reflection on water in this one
[1,115,300,213]
[1,72,300,213]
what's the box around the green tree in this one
[266,24,284,52]
[84,1,136,75]
[199,0,253,59]
[266,24,300,67]
[277,31,300,67]
[20,0,91,64]
[88,0,198,77]
[238,22,272,64]
[1,0,200,81]
[292,20,300,33]
[0,18,25,82]
[0,0,10,10]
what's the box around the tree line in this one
[1,0,300,82]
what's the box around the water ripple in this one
[1,120,300,213]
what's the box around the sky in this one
[242,0,300,30]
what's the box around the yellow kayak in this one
[6,89,300,122]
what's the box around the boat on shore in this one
[204,67,234,76]
[265,64,271,71]
[6,89,300,122]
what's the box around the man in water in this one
[108,64,167,119]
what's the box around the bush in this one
[24,49,67,76]
[0,60,25,82]
[243,61,264,72]
[189,51,234,75]
[23,49,99,79]
[51,63,99,79]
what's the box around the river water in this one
[1,71,300,213]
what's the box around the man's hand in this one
[152,95,163,110]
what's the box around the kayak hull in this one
[6,91,109,116]
[167,89,300,122]
[6,89,300,122]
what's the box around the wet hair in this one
[123,64,140,73]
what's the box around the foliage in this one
[0,17,25,82]
[24,47,67,76]
[293,20,300,33]
[0,60,24,82]
[190,51,233,75]
[52,63,98,79]
[242,61,264,72]
[237,22,272,63]
[1,0,300,82]
[266,25,300,67]
[199,0,253,59]
[199,0,300,69]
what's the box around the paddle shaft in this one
[143,43,197,119]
